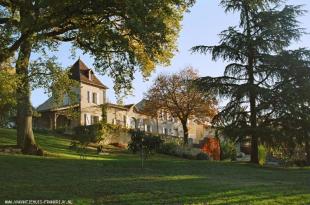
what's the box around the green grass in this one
[0,128,309,205]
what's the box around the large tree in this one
[192,0,304,163]
[0,0,194,154]
[262,49,310,164]
[145,67,217,144]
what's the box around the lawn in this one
[0,128,309,205]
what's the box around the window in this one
[146,124,151,132]
[84,114,88,125]
[163,111,168,121]
[174,128,179,136]
[91,116,99,124]
[92,92,97,104]
[87,91,90,103]
[103,91,106,103]
[163,127,168,135]
[123,115,126,126]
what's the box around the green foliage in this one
[192,0,306,163]
[0,0,194,97]
[101,104,108,124]
[74,124,101,144]
[30,57,80,119]
[0,61,18,127]
[73,122,126,154]
[220,139,237,161]
[128,130,163,157]
[159,142,180,155]
[263,49,310,164]
[98,123,125,145]
[196,152,210,160]
[0,0,193,148]
[54,127,66,135]
[1,128,310,204]
[258,144,267,166]
[159,142,209,160]
[267,144,309,166]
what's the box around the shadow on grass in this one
[1,128,310,204]
[0,154,310,205]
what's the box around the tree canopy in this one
[0,0,194,154]
[0,0,194,95]
[192,0,305,163]
[144,67,217,144]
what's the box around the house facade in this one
[35,59,214,143]
[35,59,107,130]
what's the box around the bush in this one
[159,142,179,155]
[258,144,267,166]
[74,124,101,143]
[179,147,202,160]
[159,142,209,160]
[196,152,210,160]
[220,139,237,161]
[128,130,163,156]
[54,127,66,135]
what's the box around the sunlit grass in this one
[0,128,309,205]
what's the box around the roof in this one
[70,59,108,89]
[36,97,54,112]
[106,103,129,111]
[106,103,138,111]
[36,97,79,112]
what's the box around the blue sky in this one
[31,0,310,107]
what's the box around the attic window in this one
[88,70,92,81]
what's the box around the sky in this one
[31,0,310,107]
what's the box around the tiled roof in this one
[70,59,108,89]
[36,97,79,112]
[36,97,54,112]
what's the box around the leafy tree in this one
[0,59,18,127]
[145,67,217,144]
[0,0,194,154]
[263,49,310,164]
[192,0,304,163]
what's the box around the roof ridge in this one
[70,59,108,89]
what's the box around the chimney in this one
[88,70,92,81]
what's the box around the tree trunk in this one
[181,120,189,145]
[245,4,259,164]
[15,37,42,155]
[156,117,159,135]
[306,139,310,165]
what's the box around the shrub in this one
[159,142,179,155]
[220,139,237,161]
[159,142,209,160]
[258,144,267,166]
[179,146,201,159]
[54,127,66,135]
[128,129,163,157]
[74,124,101,143]
[196,152,210,160]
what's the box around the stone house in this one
[35,59,213,143]
[35,59,107,129]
